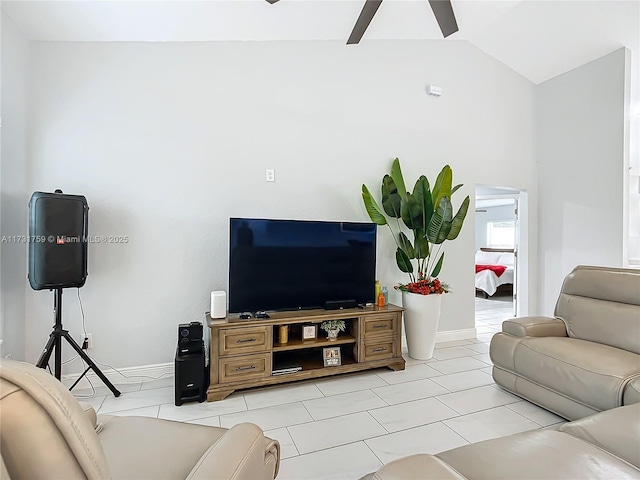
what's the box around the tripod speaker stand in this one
[29,190,119,397]
[36,288,120,397]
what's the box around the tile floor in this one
[73,297,564,480]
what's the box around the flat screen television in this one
[228,218,377,313]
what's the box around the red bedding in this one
[476,264,507,277]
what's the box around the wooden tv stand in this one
[205,305,405,401]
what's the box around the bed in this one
[475,248,514,298]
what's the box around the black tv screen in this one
[229,218,377,313]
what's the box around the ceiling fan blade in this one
[347,0,383,45]
[428,0,459,38]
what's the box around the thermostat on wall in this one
[427,85,442,96]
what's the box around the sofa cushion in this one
[436,430,639,479]
[555,266,640,354]
[514,337,640,411]
[560,404,640,469]
[362,454,466,480]
[98,415,227,480]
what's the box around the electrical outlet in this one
[265,169,275,182]
[80,333,93,349]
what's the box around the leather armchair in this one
[490,265,640,420]
[0,359,280,480]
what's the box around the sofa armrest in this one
[186,423,280,480]
[78,401,97,429]
[362,454,466,480]
[559,404,640,469]
[502,316,567,338]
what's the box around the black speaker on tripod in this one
[29,190,120,397]
[29,191,88,290]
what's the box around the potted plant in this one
[362,158,470,359]
[320,320,346,341]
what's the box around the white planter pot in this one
[402,291,442,360]
[327,328,339,341]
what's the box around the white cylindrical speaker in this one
[210,291,227,319]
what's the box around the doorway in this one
[474,186,529,336]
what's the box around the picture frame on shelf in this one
[323,346,341,367]
[302,324,317,340]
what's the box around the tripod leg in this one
[62,331,121,397]
[36,332,58,370]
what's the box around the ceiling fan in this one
[266,0,459,45]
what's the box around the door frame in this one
[475,189,529,317]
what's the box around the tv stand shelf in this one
[206,304,405,401]
[273,334,356,352]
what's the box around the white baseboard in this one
[62,328,478,389]
[435,327,478,343]
[62,362,173,389]
[401,327,478,351]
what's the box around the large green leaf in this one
[400,193,423,231]
[413,228,429,259]
[381,175,402,218]
[430,252,444,278]
[427,196,453,244]
[446,195,470,240]
[398,232,415,259]
[390,158,407,199]
[362,185,388,226]
[412,176,433,232]
[451,184,463,195]
[432,165,452,209]
[396,247,413,273]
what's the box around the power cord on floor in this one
[72,356,97,398]
[88,356,174,381]
[67,289,177,397]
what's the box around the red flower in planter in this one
[395,277,450,295]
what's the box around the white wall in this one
[0,12,29,360]
[475,204,516,252]
[536,48,629,314]
[25,40,537,372]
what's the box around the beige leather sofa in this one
[0,359,280,480]
[362,403,640,479]
[490,265,640,420]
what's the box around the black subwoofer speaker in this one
[175,345,206,405]
[28,191,88,290]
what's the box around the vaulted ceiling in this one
[2,0,639,85]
